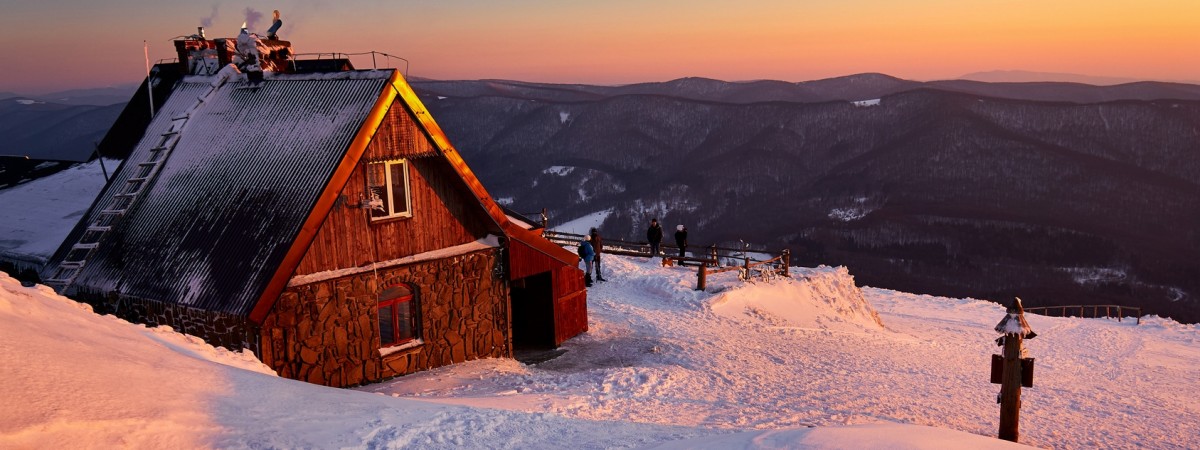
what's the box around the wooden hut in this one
[41,45,586,387]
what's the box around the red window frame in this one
[378,283,418,348]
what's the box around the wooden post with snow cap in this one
[993,297,1037,443]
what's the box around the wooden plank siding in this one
[509,237,570,281]
[554,263,586,299]
[292,99,496,276]
[553,265,588,346]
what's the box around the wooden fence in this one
[542,230,790,290]
[1023,305,1142,325]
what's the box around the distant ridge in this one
[956,70,1144,86]
[412,73,1200,104]
[2,85,137,106]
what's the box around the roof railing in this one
[290,51,409,78]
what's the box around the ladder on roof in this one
[44,80,230,293]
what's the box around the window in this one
[378,283,418,347]
[367,159,412,220]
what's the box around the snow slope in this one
[2,252,1197,449]
[361,257,1200,449]
[0,159,111,266]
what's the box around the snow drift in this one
[710,265,884,332]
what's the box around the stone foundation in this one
[261,248,511,387]
[71,289,260,352]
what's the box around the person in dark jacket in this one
[578,236,595,287]
[266,10,283,40]
[646,218,664,257]
[675,225,688,258]
[589,228,606,281]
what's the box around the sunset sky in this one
[1,0,1197,94]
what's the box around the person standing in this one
[266,10,283,40]
[578,235,595,287]
[589,228,606,281]
[646,218,664,257]
[675,225,688,258]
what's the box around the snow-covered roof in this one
[46,71,393,316]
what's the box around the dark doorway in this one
[510,272,554,350]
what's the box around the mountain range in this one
[2,73,1197,323]
[0,98,123,161]
[408,74,1200,323]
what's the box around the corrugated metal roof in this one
[53,71,392,316]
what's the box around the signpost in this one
[992,297,1036,443]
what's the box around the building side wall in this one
[553,265,589,345]
[293,100,494,276]
[71,289,259,352]
[261,249,511,387]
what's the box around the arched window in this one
[378,283,418,347]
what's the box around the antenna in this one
[93,142,109,182]
[143,41,155,119]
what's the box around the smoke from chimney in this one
[199,4,219,28]
[243,7,264,31]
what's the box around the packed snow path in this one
[363,256,1200,449]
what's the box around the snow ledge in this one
[287,235,502,287]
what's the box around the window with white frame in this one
[367,159,412,220]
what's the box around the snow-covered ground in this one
[554,208,613,235]
[0,160,112,266]
[2,253,1197,449]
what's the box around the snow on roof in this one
[181,68,394,85]
[505,214,535,230]
[47,72,393,316]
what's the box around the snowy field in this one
[1,253,1197,449]
[0,160,112,265]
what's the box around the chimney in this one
[174,36,294,76]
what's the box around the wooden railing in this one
[1023,305,1142,325]
[542,230,790,291]
[542,230,661,258]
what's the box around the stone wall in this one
[71,289,259,352]
[261,248,511,387]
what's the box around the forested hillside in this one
[412,76,1200,323]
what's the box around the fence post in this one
[782,249,790,277]
[540,208,548,235]
[709,245,717,263]
[697,265,707,291]
[993,297,1036,443]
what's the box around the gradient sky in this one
[1,0,1197,94]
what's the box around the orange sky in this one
[0,0,1196,94]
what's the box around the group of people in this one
[577,228,606,287]
[645,218,687,258]
[577,218,690,288]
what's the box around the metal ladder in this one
[45,81,227,293]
